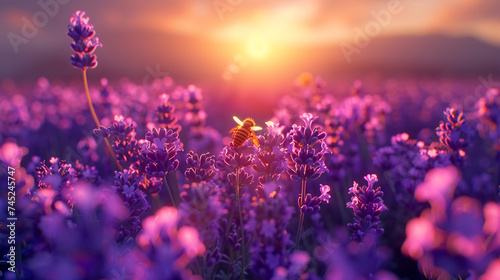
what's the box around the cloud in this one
[423,0,500,44]
[118,0,500,46]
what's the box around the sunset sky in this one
[1,0,500,87]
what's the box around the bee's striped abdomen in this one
[232,127,251,147]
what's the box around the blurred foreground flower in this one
[475,88,500,151]
[0,142,28,169]
[124,207,206,280]
[402,166,500,279]
[316,229,395,280]
[26,183,128,280]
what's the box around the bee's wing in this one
[233,116,244,125]
[251,126,263,131]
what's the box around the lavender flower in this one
[113,169,151,243]
[286,113,330,181]
[184,151,216,184]
[215,141,257,278]
[180,85,223,154]
[222,144,256,169]
[67,11,102,70]
[155,94,181,132]
[346,174,387,243]
[475,88,500,150]
[402,167,500,279]
[35,157,76,204]
[317,229,395,280]
[179,182,224,247]
[76,136,99,162]
[247,184,294,279]
[436,107,474,165]
[324,112,344,152]
[319,184,331,202]
[322,90,391,178]
[67,10,122,170]
[298,184,331,214]
[140,127,181,179]
[26,183,127,280]
[286,113,331,248]
[294,73,327,114]
[373,133,430,196]
[271,251,315,280]
[0,142,28,169]
[183,85,206,136]
[226,222,243,252]
[253,121,288,187]
[132,127,183,205]
[73,160,100,184]
[95,115,141,169]
[215,143,256,202]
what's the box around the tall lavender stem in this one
[68,10,122,171]
[295,179,306,249]
[163,174,176,207]
[82,70,122,171]
[235,167,246,279]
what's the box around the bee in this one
[229,116,262,147]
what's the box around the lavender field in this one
[1,6,500,280]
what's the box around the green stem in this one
[334,183,347,226]
[211,199,235,280]
[82,70,123,171]
[166,171,180,206]
[383,171,397,200]
[295,179,307,249]
[222,200,235,251]
[236,168,246,279]
[163,174,176,208]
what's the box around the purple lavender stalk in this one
[184,151,216,184]
[139,127,182,206]
[346,174,388,243]
[286,113,330,248]
[67,10,121,170]
[436,107,474,166]
[253,121,287,194]
[113,169,151,243]
[67,11,102,70]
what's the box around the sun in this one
[246,36,269,58]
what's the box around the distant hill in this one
[1,32,500,84]
[337,34,500,76]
